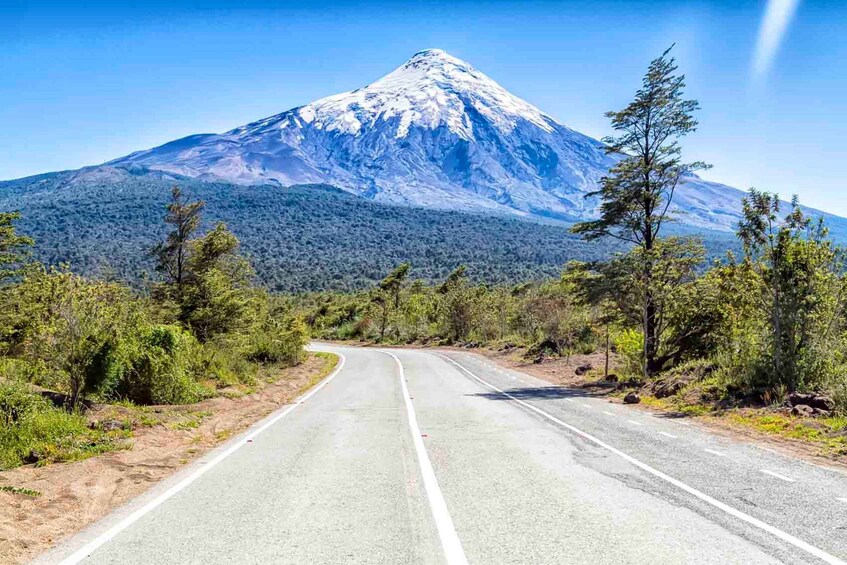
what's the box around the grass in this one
[0,485,42,497]
[165,410,212,431]
[635,379,847,457]
[724,412,847,456]
[306,352,339,389]
[0,381,133,470]
[0,407,132,470]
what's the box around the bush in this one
[246,317,309,366]
[0,381,124,470]
[192,339,257,388]
[614,328,644,377]
[93,325,209,405]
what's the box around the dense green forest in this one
[0,172,739,292]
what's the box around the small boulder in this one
[575,363,593,376]
[623,392,641,404]
[90,419,126,432]
[605,374,619,383]
[788,392,835,412]
[790,404,814,417]
[810,395,835,412]
[788,392,814,407]
[651,378,686,399]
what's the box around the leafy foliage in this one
[0,173,739,292]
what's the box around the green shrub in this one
[93,325,210,405]
[0,381,126,470]
[193,338,258,388]
[614,328,644,377]
[246,317,309,367]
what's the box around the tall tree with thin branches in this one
[571,46,708,375]
[153,186,205,291]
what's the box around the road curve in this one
[35,344,847,564]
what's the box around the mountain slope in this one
[105,49,754,231]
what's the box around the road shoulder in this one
[0,352,339,565]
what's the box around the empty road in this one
[37,344,847,564]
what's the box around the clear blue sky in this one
[2,1,845,214]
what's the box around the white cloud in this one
[752,0,802,79]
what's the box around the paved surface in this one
[37,344,847,564]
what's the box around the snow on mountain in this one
[102,49,764,231]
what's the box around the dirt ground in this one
[0,353,338,565]
[470,346,847,472]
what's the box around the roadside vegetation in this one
[0,190,309,470]
[297,48,847,454]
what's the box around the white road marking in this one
[384,351,469,565]
[658,432,677,439]
[761,470,795,482]
[837,498,847,504]
[437,352,845,565]
[627,420,645,426]
[56,352,348,565]
[565,398,575,403]
[602,411,616,417]
[581,403,593,409]
[704,449,727,457]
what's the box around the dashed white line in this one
[704,449,727,457]
[437,352,845,565]
[658,432,677,439]
[837,498,847,504]
[581,403,593,409]
[761,470,795,482]
[627,420,645,426]
[565,398,575,403]
[602,411,615,417]
[385,351,468,565]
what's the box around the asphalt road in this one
[37,344,847,565]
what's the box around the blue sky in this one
[2,1,846,214]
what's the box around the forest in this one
[0,172,740,293]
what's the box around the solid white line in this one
[602,411,616,417]
[658,432,678,439]
[627,420,645,426]
[57,352,348,565]
[384,351,468,565]
[761,470,795,482]
[704,449,727,457]
[436,352,845,565]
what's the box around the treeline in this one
[0,189,307,469]
[299,48,847,414]
[0,173,741,293]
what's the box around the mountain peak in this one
[271,48,555,140]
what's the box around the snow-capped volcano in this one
[277,48,555,139]
[108,48,749,230]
